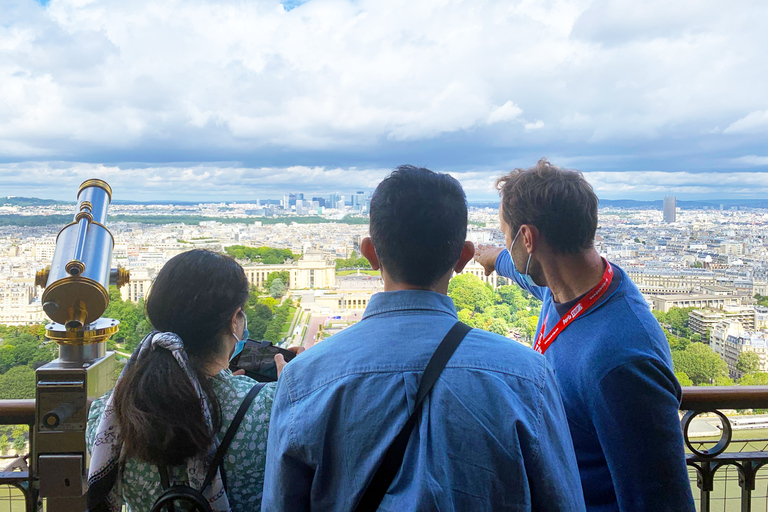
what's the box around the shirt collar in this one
[362,290,459,320]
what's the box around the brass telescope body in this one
[33,179,130,511]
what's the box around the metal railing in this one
[2,388,768,512]
[0,400,36,512]
[681,387,768,512]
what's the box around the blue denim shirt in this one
[262,290,585,511]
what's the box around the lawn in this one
[336,269,380,276]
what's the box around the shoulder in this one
[212,372,277,424]
[454,328,547,382]
[578,266,673,378]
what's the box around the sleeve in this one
[260,372,314,512]
[85,393,108,456]
[494,249,547,301]
[526,363,587,512]
[591,359,696,512]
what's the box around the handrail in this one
[681,386,768,410]
[0,399,95,426]
[0,400,36,425]
[1,389,767,425]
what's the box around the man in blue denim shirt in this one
[262,166,586,511]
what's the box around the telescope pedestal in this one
[33,343,115,511]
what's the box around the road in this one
[302,313,363,349]
[302,315,323,349]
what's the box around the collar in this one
[362,290,459,320]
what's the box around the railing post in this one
[697,461,713,512]
[738,462,756,512]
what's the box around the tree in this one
[269,278,286,298]
[0,434,8,455]
[266,271,290,291]
[11,426,26,452]
[448,274,494,312]
[737,352,761,376]
[0,366,37,399]
[663,328,690,352]
[740,372,768,385]
[486,304,512,323]
[487,318,510,336]
[496,285,529,312]
[671,343,729,386]
[675,371,694,386]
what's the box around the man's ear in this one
[360,237,380,271]
[453,241,475,274]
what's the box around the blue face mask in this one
[509,227,537,287]
[230,311,249,361]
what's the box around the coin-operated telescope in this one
[33,179,129,512]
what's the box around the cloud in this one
[3,162,767,202]
[0,0,767,197]
[732,155,768,166]
[724,110,768,134]
[487,101,523,125]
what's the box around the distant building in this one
[710,321,768,379]
[689,306,758,341]
[651,293,741,313]
[663,195,677,223]
[457,260,499,289]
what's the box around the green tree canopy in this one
[269,278,286,298]
[740,372,768,385]
[335,251,371,269]
[449,274,494,313]
[265,271,290,291]
[225,246,296,264]
[675,371,694,386]
[0,366,36,399]
[737,351,761,376]
[671,343,729,385]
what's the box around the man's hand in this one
[276,346,306,378]
[474,245,504,276]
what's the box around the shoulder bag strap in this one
[200,382,266,492]
[354,321,472,512]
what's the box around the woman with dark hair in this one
[85,249,284,511]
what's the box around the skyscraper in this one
[663,195,677,223]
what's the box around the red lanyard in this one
[533,260,613,355]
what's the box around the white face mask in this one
[509,227,537,287]
[229,311,248,361]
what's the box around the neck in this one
[539,248,606,303]
[381,268,451,295]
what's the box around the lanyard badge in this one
[533,260,613,355]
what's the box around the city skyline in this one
[1,1,768,201]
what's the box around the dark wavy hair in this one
[496,158,598,254]
[112,249,249,466]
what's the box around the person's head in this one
[113,249,249,466]
[361,165,474,291]
[496,158,598,282]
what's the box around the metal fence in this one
[3,387,768,512]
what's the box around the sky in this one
[1,0,767,201]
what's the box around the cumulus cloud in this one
[0,0,767,197]
[724,110,768,134]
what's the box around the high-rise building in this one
[663,195,676,223]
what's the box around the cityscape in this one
[3,191,768,389]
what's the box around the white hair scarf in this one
[87,331,231,512]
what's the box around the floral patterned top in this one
[86,370,276,512]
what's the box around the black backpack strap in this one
[157,465,176,512]
[201,382,266,492]
[354,321,472,512]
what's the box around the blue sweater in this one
[496,251,695,512]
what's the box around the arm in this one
[591,359,695,512]
[526,364,587,512]
[487,246,547,300]
[261,372,313,511]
